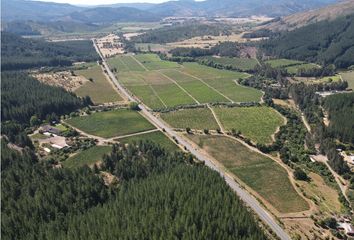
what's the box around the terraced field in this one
[213,106,285,144]
[75,64,122,104]
[66,109,155,138]
[200,56,259,72]
[160,108,219,130]
[187,135,309,213]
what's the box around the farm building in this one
[40,125,60,135]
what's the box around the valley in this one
[1,0,354,240]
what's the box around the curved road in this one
[93,40,291,240]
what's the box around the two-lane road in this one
[93,40,291,240]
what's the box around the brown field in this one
[96,34,124,58]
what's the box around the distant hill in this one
[1,0,82,21]
[148,0,338,17]
[1,0,339,23]
[262,0,354,31]
[61,7,161,23]
[260,13,354,69]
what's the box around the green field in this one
[340,71,354,89]
[118,131,178,152]
[75,64,122,104]
[108,55,146,72]
[135,43,173,52]
[66,109,155,138]
[214,106,285,144]
[111,55,262,109]
[63,146,112,168]
[265,59,304,68]
[285,63,320,75]
[134,54,181,70]
[160,108,219,130]
[200,56,259,72]
[187,135,309,213]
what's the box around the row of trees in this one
[132,23,231,44]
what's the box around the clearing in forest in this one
[66,109,155,138]
[265,58,304,68]
[74,64,122,104]
[187,135,309,213]
[213,106,285,145]
[63,146,112,169]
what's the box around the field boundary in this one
[158,71,201,104]
[176,69,234,103]
[208,105,225,133]
[131,55,149,71]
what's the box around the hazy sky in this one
[36,0,172,5]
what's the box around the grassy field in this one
[112,55,262,109]
[108,55,146,72]
[214,106,285,144]
[66,109,155,138]
[134,54,181,70]
[118,131,178,152]
[160,108,219,130]
[265,59,304,68]
[63,146,112,168]
[187,135,309,213]
[340,71,354,89]
[75,64,122,104]
[200,56,259,72]
[285,63,319,75]
[135,43,173,52]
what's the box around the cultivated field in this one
[160,108,219,130]
[111,55,262,109]
[66,109,155,138]
[75,64,122,104]
[200,56,259,72]
[118,131,178,151]
[63,146,112,168]
[340,71,354,89]
[187,135,309,213]
[265,58,304,68]
[213,106,285,144]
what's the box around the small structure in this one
[40,125,60,135]
[338,222,354,237]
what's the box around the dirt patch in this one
[100,171,118,186]
[123,32,143,40]
[32,71,88,92]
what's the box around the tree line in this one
[1,32,99,70]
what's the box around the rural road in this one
[93,40,291,240]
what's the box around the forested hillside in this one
[260,14,354,68]
[1,32,99,70]
[132,24,231,43]
[324,92,354,144]
[1,141,266,240]
[1,71,89,124]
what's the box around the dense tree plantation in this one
[260,14,354,68]
[323,92,354,144]
[132,24,231,44]
[1,71,90,124]
[170,42,242,58]
[1,32,99,70]
[1,142,111,240]
[1,140,266,240]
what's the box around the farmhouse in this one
[40,125,60,135]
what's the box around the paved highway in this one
[93,40,291,240]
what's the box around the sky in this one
[35,0,172,5]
